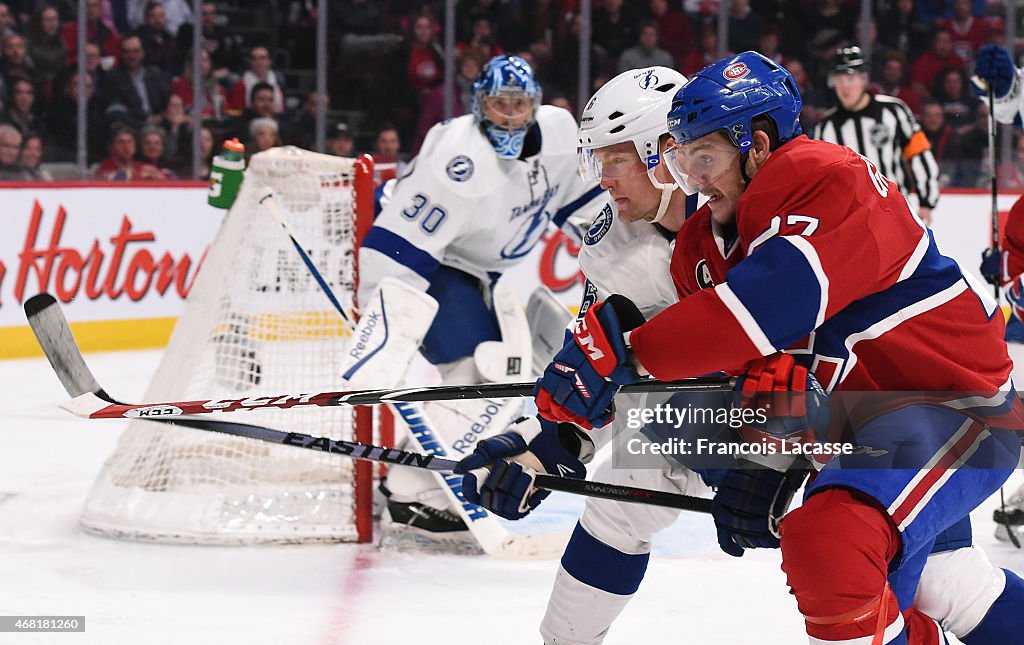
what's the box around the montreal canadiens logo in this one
[723,62,750,81]
[446,155,474,182]
[584,203,613,245]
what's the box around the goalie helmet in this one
[666,51,802,152]
[473,55,542,159]
[577,66,687,223]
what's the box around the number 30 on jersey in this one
[401,193,448,234]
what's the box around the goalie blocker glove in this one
[455,416,589,520]
[535,294,645,429]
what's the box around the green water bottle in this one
[208,138,246,209]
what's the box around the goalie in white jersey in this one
[342,55,609,543]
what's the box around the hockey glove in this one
[980,247,1005,287]
[455,416,587,520]
[1008,276,1024,324]
[973,45,1016,98]
[535,295,645,430]
[733,353,830,441]
[712,467,808,557]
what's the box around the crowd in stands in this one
[0,0,1016,188]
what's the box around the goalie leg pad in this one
[473,281,533,383]
[526,285,573,378]
[339,276,438,389]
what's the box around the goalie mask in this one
[577,66,687,222]
[473,55,542,159]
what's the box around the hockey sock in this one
[780,488,906,643]
[961,569,1024,644]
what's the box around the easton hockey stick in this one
[24,293,712,513]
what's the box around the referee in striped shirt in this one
[813,47,940,224]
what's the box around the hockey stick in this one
[987,83,1000,300]
[62,377,731,420]
[24,294,709,513]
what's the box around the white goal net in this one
[80,147,378,544]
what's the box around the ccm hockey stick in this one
[23,293,710,514]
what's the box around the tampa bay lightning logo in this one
[446,155,474,182]
[638,69,659,90]
[584,204,613,245]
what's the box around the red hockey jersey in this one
[631,136,1018,426]
[670,204,743,297]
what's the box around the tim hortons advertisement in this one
[0,185,1014,359]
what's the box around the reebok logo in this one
[555,463,576,477]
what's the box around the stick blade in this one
[61,392,114,418]
[24,292,104,397]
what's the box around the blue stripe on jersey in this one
[724,237,823,350]
[811,236,964,361]
[361,227,440,281]
[560,522,649,596]
[552,185,606,228]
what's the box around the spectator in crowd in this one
[0,3,15,41]
[228,46,285,114]
[786,57,829,131]
[137,124,176,178]
[797,0,856,61]
[154,92,190,167]
[458,16,502,62]
[62,0,121,64]
[281,88,327,150]
[134,0,178,75]
[170,48,227,119]
[592,0,638,71]
[172,124,213,179]
[932,66,978,129]
[239,81,278,138]
[873,52,920,116]
[648,0,692,68]
[941,0,993,64]
[955,99,990,187]
[406,15,443,100]
[45,69,107,162]
[26,6,67,88]
[728,0,764,53]
[125,0,192,36]
[373,123,405,179]
[920,100,958,186]
[94,124,166,180]
[617,21,673,73]
[682,24,719,76]
[177,2,243,81]
[326,122,355,158]
[0,77,44,137]
[246,117,280,158]
[2,33,40,89]
[910,29,966,100]
[84,42,112,104]
[105,34,170,128]
[19,131,52,180]
[412,49,482,154]
[0,123,28,179]
[757,24,784,64]
[877,0,932,63]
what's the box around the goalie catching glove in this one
[534,294,646,430]
[454,416,589,520]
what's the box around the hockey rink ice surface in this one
[2,349,1024,645]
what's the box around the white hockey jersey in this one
[358,106,609,307]
[577,203,679,320]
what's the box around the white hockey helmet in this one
[578,66,687,223]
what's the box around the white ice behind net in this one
[81,147,363,544]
